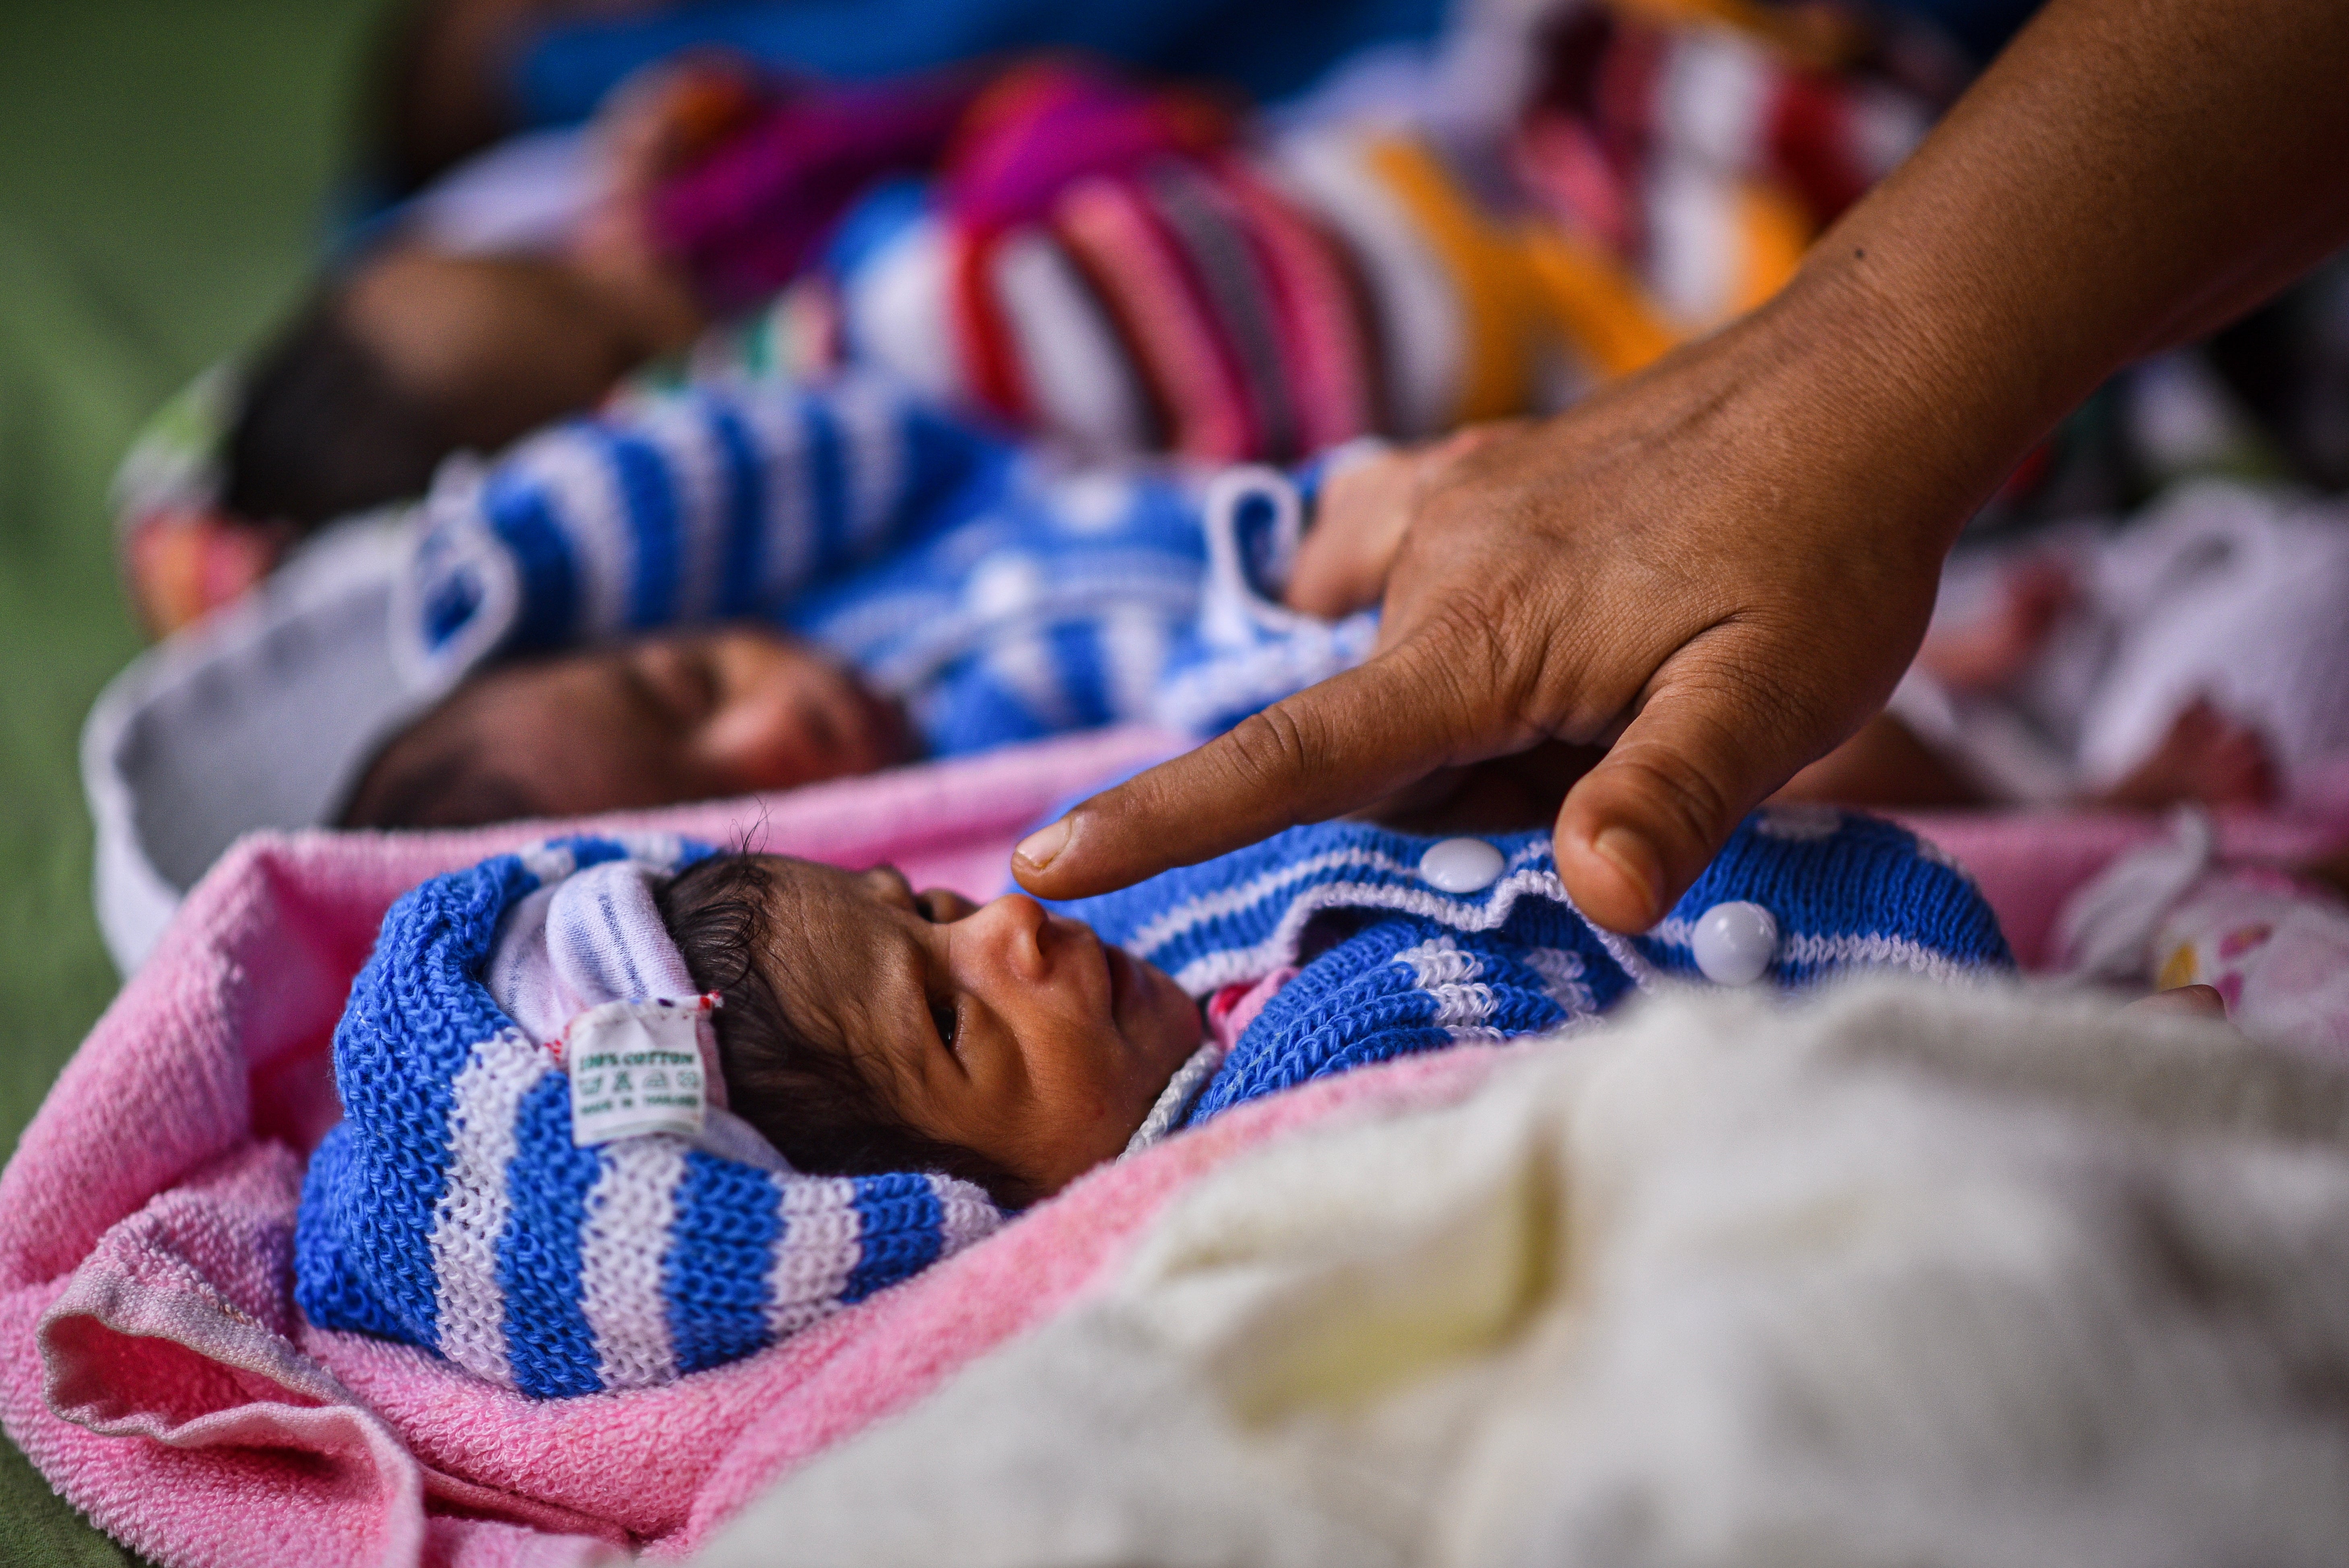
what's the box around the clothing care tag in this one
[565,999,708,1146]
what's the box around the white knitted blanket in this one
[699,977,2349,1568]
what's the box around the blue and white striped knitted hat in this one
[294,833,1000,1398]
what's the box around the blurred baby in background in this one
[340,368,1487,830]
[130,6,1942,632]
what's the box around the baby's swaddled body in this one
[1063,811,2010,1130]
[296,807,2006,1399]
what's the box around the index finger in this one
[1010,649,1492,899]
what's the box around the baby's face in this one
[746,857,1202,1200]
[348,628,912,826]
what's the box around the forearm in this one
[1783,0,2349,529]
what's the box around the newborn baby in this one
[218,59,1275,539]
[341,626,916,826]
[657,853,1203,1206]
[297,808,2008,1397]
[342,381,1455,830]
[184,27,1865,630]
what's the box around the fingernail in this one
[1014,818,1071,872]
[1592,826,1664,921]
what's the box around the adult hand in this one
[1012,0,2349,927]
[1016,261,1984,930]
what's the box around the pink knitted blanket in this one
[6,723,2344,1565]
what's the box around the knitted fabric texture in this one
[293,832,1001,1398]
[401,372,1202,756]
[399,372,1015,682]
[1052,809,2012,1126]
[650,73,977,314]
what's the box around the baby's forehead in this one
[449,647,673,750]
[734,856,923,1036]
[743,855,913,940]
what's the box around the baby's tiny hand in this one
[2093,695,2277,811]
[1285,423,1526,620]
[2124,983,2230,1027]
[593,52,766,200]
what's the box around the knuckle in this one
[1685,633,1848,754]
[1391,606,1534,747]
[1609,743,1735,854]
[1625,737,1738,845]
[1219,703,1319,802]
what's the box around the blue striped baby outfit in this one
[1051,809,2013,1125]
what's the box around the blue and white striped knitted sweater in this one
[297,808,2004,1397]
[293,832,1000,1399]
[1051,808,2012,1126]
[400,372,1373,758]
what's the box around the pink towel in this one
[8,718,2347,1565]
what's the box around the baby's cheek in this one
[1060,1056,1154,1155]
[1146,967,1204,1050]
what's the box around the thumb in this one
[1552,662,1818,932]
[1012,649,1496,899]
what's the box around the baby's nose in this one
[973,893,1054,978]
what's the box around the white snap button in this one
[1419,837,1504,893]
[1690,901,1779,985]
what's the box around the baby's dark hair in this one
[224,289,454,532]
[338,676,534,831]
[657,853,1030,1205]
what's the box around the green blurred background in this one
[0,0,383,1555]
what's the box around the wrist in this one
[1751,248,2053,561]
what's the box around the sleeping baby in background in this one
[181,55,1501,635]
[1776,480,2349,815]
[340,370,1483,831]
[351,367,2340,840]
[295,802,2010,1396]
[138,11,1923,632]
